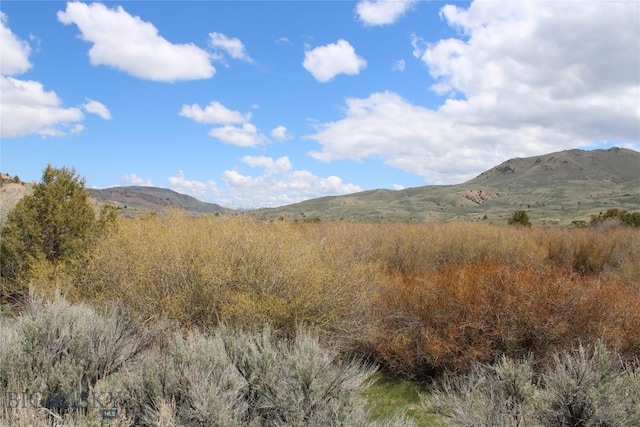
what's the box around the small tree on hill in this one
[1,165,116,292]
[508,210,531,227]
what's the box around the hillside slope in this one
[0,174,32,227]
[255,147,640,225]
[469,147,639,186]
[88,186,231,215]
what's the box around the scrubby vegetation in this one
[69,213,379,338]
[423,342,640,426]
[0,298,156,426]
[508,210,531,227]
[591,207,640,227]
[1,166,639,425]
[0,298,390,426]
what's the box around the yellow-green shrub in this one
[75,212,382,337]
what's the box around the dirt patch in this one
[1,183,27,191]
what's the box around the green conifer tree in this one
[1,165,115,288]
[508,210,531,227]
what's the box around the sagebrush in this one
[0,298,396,427]
[422,342,640,426]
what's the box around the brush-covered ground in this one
[2,213,640,425]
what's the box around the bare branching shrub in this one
[77,214,382,340]
[542,228,627,276]
[10,215,639,385]
[366,222,544,274]
[366,262,640,378]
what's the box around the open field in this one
[2,213,640,425]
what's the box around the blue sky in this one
[1,1,639,208]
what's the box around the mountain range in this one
[2,147,638,226]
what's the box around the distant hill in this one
[468,147,639,186]
[2,148,638,226]
[88,186,232,215]
[254,147,640,225]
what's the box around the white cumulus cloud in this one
[356,0,416,26]
[121,173,153,186]
[302,39,367,82]
[221,156,361,208]
[425,1,639,141]
[179,101,250,124]
[308,91,505,183]
[83,99,111,120]
[0,12,32,75]
[1,75,85,138]
[208,123,266,147]
[209,32,253,62]
[57,2,214,82]
[270,125,290,141]
[168,170,219,199]
[70,124,85,135]
[166,159,361,209]
[180,100,269,145]
[240,156,292,175]
[392,59,406,72]
[0,12,92,138]
[1,11,111,138]
[308,1,640,184]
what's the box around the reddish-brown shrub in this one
[366,263,640,380]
